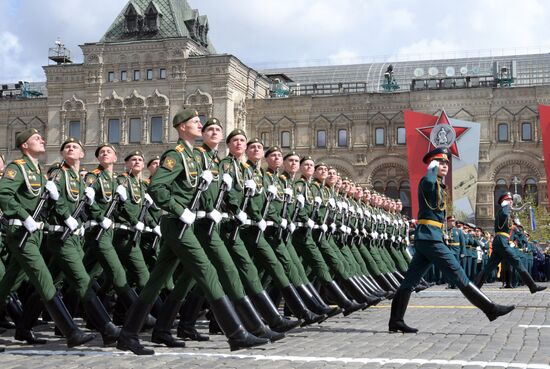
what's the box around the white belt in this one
[84,221,98,229]
[242,219,255,226]
[48,225,85,236]
[8,219,44,229]
[145,227,153,233]
[196,211,207,219]
[295,222,319,229]
[114,223,131,231]
[265,221,275,226]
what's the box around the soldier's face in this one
[61,143,85,162]
[246,143,264,162]
[397,202,402,211]
[437,160,449,177]
[314,166,328,181]
[300,160,314,177]
[126,156,144,173]
[203,125,223,147]
[228,135,246,156]
[181,116,203,139]
[283,155,299,174]
[364,191,371,201]
[22,134,45,155]
[98,147,117,166]
[475,229,481,237]
[326,169,338,185]
[355,188,363,199]
[266,151,283,169]
[148,160,160,176]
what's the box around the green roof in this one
[100,0,215,53]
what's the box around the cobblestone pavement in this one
[1,282,549,369]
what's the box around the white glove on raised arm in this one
[296,194,305,207]
[64,216,79,232]
[144,193,154,207]
[244,179,257,195]
[179,208,196,225]
[45,181,60,201]
[222,173,233,191]
[84,187,95,205]
[267,185,278,197]
[116,185,128,202]
[428,160,440,171]
[200,170,213,186]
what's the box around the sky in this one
[2,0,550,82]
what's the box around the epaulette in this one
[280,174,287,181]
[143,178,151,185]
[14,159,26,165]
[195,146,206,153]
[175,144,185,153]
[92,168,102,175]
[243,163,250,169]
[120,172,129,177]
[266,171,272,177]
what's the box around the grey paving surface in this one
[1,283,549,368]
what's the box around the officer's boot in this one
[250,290,301,333]
[177,291,209,341]
[209,295,269,351]
[118,287,156,330]
[116,299,155,355]
[305,283,342,318]
[473,270,488,289]
[234,296,284,342]
[280,285,326,326]
[388,288,418,333]
[323,281,364,316]
[342,278,381,307]
[374,274,397,293]
[151,293,186,347]
[14,292,47,344]
[518,270,547,293]
[82,295,121,346]
[296,284,341,318]
[459,282,515,321]
[43,294,96,348]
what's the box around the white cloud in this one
[0,31,38,82]
[328,49,362,65]
[395,39,461,61]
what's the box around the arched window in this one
[373,180,384,193]
[338,129,348,147]
[498,123,508,142]
[524,178,538,205]
[399,180,412,218]
[522,122,532,141]
[281,131,290,148]
[385,181,399,199]
[316,130,326,148]
[494,178,508,213]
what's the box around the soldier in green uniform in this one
[116,108,268,355]
[388,147,515,333]
[139,155,163,271]
[0,128,95,347]
[474,192,546,293]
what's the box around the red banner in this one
[538,105,550,209]
[404,110,438,218]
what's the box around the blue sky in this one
[2,0,550,82]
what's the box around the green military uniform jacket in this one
[415,165,446,242]
[48,163,83,226]
[194,144,220,213]
[85,165,116,223]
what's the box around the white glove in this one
[398,236,403,243]
[222,173,233,191]
[500,200,511,207]
[340,224,347,233]
[342,202,349,211]
[361,229,368,237]
[357,208,363,217]
[144,193,154,206]
[235,210,248,224]
[84,187,95,205]
[330,223,337,233]
[354,228,359,235]
[23,216,39,233]
[100,217,112,230]
[365,209,371,218]
[280,218,288,229]
[283,188,293,198]
[116,185,128,202]
[257,219,267,232]
[244,179,257,195]
[134,221,145,232]
[349,206,356,214]
[321,224,328,233]
[179,208,196,225]
[428,160,440,171]
[374,231,379,239]
[64,216,79,232]
[306,218,315,229]
[296,194,305,207]
[153,225,162,237]
[346,227,352,235]
[207,209,223,224]
[45,181,60,201]
[328,198,336,208]
[288,222,296,234]
[391,235,396,242]
[336,201,343,211]
[267,185,278,197]
[314,196,322,205]
[200,170,213,186]
[370,231,376,239]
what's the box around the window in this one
[281,131,290,148]
[150,116,162,143]
[107,71,115,82]
[159,68,167,79]
[146,69,153,80]
[129,118,141,143]
[373,180,384,193]
[375,127,385,145]
[522,122,532,141]
[108,119,120,143]
[120,70,127,81]
[494,178,508,213]
[524,178,538,205]
[498,123,508,142]
[260,132,270,147]
[399,180,412,218]
[316,130,326,148]
[397,127,406,145]
[133,70,140,81]
[385,181,399,199]
[338,129,348,147]
[68,121,81,140]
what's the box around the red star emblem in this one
[416,110,469,159]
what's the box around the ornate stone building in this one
[1,0,550,229]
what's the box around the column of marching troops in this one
[1,108,548,355]
[0,108,430,355]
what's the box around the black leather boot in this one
[118,287,156,330]
[0,304,15,329]
[116,299,155,355]
[366,276,394,298]
[281,285,326,326]
[83,296,121,346]
[459,282,515,321]
[388,288,418,333]
[518,270,547,294]
[305,283,342,318]
[234,296,284,342]
[250,290,300,333]
[177,291,209,341]
[4,294,23,329]
[375,274,397,293]
[297,284,337,317]
[43,294,96,348]
[387,273,402,289]
[151,293,186,348]
[209,296,269,351]
[473,270,487,289]
[360,276,389,298]
[14,292,47,344]
[323,281,364,316]
[348,277,382,306]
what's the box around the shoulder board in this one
[242,163,250,169]
[195,146,206,153]
[175,144,185,153]
[143,178,151,185]
[120,173,129,177]
[279,174,287,181]
[13,159,26,165]
[266,171,272,177]
[92,168,102,175]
